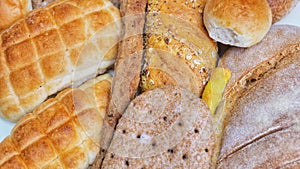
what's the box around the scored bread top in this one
[0,73,112,169]
[141,0,217,96]
[102,86,214,168]
[217,55,300,168]
[219,25,300,97]
[0,0,121,122]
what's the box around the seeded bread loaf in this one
[0,0,121,122]
[141,0,218,96]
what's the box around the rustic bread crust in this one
[211,25,300,168]
[0,0,121,122]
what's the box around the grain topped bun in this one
[0,0,32,32]
[203,0,272,47]
[268,0,299,23]
[102,86,214,168]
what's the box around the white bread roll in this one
[0,0,32,32]
[203,0,272,47]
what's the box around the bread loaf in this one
[211,25,300,168]
[268,0,299,23]
[203,0,272,47]
[0,73,112,169]
[90,1,149,167]
[0,0,32,32]
[141,0,218,96]
[0,0,121,122]
[102,86,214,168]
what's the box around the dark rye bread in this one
[211,25,300,168]
[90,0,148,168]
[101,86,214,168]
[218,56,300,168]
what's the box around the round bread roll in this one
[203,0,272,47]
[267,0,299,23]
[0,0,32,32]
[102,86,214,168]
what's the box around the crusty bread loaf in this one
[268,0,299,23]
[203,0,272,47]
[217,56,300,168]
[0,0,121,122]
[0,73,112,169]
[211,25,300,168]
[0,0,32,32]
[90,1,149,168]
[102,86,214,168]
[141,0,217,96]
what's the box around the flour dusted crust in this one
[0,74,112,168]
[0,0,121,122]
[212,25,300,168]
[102,86,214,168]
[218,56,300,168]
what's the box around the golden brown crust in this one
[204,0,272,47]
[141,0,217,96]
[0,0,121,122]
[0,0,31,32]
[267,0,299,23]
[0,74,112,169]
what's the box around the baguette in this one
[0,0,121,122]
[90,0,148,167]
[0,0,32,32]
[102,86,214,168]
[0,73,112,169]
[211,25,300,168]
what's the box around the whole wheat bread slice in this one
[102,86,214,168]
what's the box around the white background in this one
[1,3,300,142]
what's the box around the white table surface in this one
[1,3,300,142]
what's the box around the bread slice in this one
[211,25,300,168]
[102,86,214,168]
[141,0,218,96]
[0,73,112,169]
[0,0,121,122]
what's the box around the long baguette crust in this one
[0,0,121,122]
[90,0,148,168]
[0,74,112,169]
